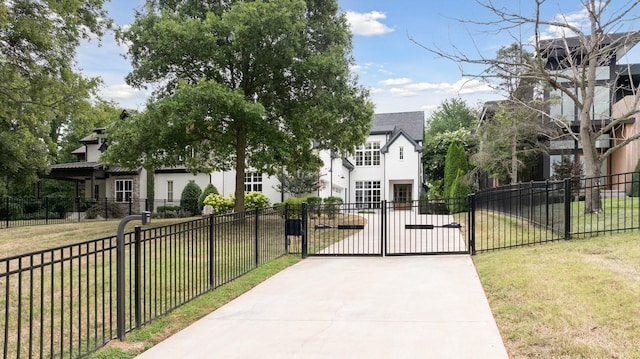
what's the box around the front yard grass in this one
[474,231,640,358]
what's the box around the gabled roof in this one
[370,111,425,143]
[380,128,423,153]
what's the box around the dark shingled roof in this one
[50,161,102,170]
[370,111,425,142]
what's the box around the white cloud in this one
[400,78,492,95]
[390,88,417,97]
[379,77,412,86]
[345,11,394,36]
[538,9,590,40]
[369,87,385,94]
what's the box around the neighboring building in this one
[540,32,640,180]
[45,128,210,212]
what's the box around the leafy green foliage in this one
[422,129,477,198]
[199,184,219,210]
[203,194,234,215]
[107,0,373,213]
[0,1,111,190]
[444,142,471,199]
[244,192,270,209]
[426,98,477,137]
[323,196,343,218]
[632,159,640,197]
[276,171,323,196]
[305,195,322,218]
[180,181,202,216]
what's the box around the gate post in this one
[563,178,572,240]
[468,194,476,255]
[381,200,387,256]
[301,203,308,258]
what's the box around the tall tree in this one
[426,98,477,137]
[413,1,640,213]
[104,0,373,212]
[0,0,110,191]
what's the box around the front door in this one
[393,184,412,210]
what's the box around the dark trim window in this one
[167,180,174,202]
[355,142,381,166]
[245,172,263,192]
[115,179,133,203]
[399,146,404,160]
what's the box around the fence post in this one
[545,180,550,227]
[209,214,215,288]
[284,204,289,253]
[564,178,572,240]
[45,196,49,225]
[468,194,476,255]
[4,197,9,228]
[301,203,308,258]
[254,206,259,267]
[134,225,142,329]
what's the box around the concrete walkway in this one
[136,256,508,359]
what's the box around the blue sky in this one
[77,0,640,116]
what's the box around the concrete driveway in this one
[136,256,508,358]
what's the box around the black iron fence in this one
[0,198,212,229]
[1,206,286,358]
[470,171,640,253]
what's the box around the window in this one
[399,146,404,160]
[245,172,263,192]
[355,181,381,208]
[94,185,100,200]
[355,142,380,166]
[115,180,133,203]
[167,181,174,202]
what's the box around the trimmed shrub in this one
[448,169,470,213]
[180,181,202,216]
[244,191,270,209]
[198,184,219,210]
[203,194,234,215]
[632,158,640,197]
[323,196,343,218]
[156,205,185,218]
[284,197,306,218]
[305,195,322,218]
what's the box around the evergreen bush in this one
[198,184,219,211]
[180,181,202,216]
[632,158,640,197]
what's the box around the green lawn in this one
[474,231,640,358]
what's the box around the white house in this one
[211,111,425,207]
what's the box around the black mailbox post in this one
[285,218,303,236]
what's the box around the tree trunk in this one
[580,123,602,214]
[234,129,247,213]
[511,117,518,184]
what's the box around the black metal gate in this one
[289,199,470,257]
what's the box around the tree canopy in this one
[426,98,477,137]
[0,0,111,192]
[104,0,373,211]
